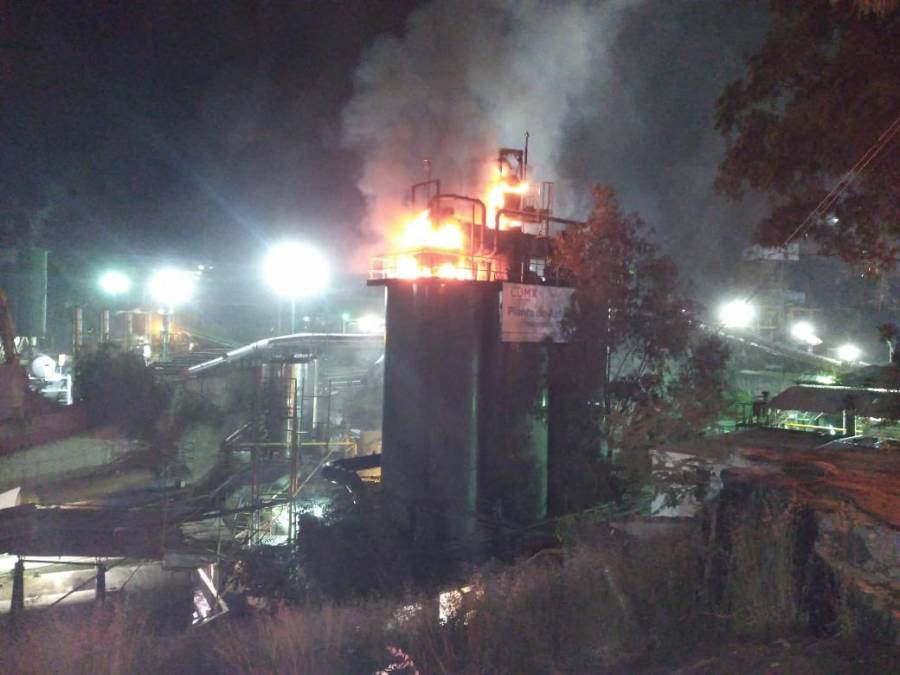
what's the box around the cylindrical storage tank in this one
[20,248,48,338]
[0,247,48,339]
[479,341,548,523]
[381,279,496,544]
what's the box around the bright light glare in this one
[311,504,324,519]
[149,268,195,307]
[99,270,132,296]
[357,314,385,334]
[263,242,330,298]
[836,343,861,363]
[790,321,822,346]
[718,299,755,330]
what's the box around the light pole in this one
[98,270,133,344]
[148,268,195,361]
[262,242,330,333]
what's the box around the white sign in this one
[501,283,574,343]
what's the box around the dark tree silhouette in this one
[716,1,900,274]
[547,186,729,513]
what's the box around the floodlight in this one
[99,270,132,296]
[836,343,861,363]
[718,299,755,330]
[790,321,822,346]
[262,242,330,298]
[149,268,195,307]
[357,314,385,334]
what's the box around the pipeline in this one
[321,453,381,496]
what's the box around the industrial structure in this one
[370,145,579,546]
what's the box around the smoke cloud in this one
[343,0,769,288]
[342,1,631,254]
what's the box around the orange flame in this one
[400,210,464,250]
[485,168,528,230]
[378,168,529,281]
[388,210,471,280]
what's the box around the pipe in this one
[492,208,582,257]
[73,307,83,352]
[187,333,384,375]
[322,453,381,496]
[411,179,441,208]
[101,309,111,343]
[124,311,133,349]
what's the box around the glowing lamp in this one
[99,270,132,296]
[263,242,330,298]
[357,314,385,334]
[718,299,755,330]
[790,321,822,346]
[149,268,195,307]
[836,343,861,363]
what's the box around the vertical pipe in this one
[11,558,25,618]
[161,312,171,361]
[95,563,107,603]
[100,309,111,343]
[73,307,83,352]
[311,358,319,439]
[843,409,856,436]
[125,311,134,349]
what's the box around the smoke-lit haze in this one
[343,0,769,288]
[4,1,769,294]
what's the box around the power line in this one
[781,112,900,247]
[719,110,900,323]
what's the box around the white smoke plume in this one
[342,0,633,262]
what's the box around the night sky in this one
[3,1,769,288]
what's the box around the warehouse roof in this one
[770,384,900,419]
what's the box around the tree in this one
[546,186,729,513]
[75,344,169,439]
[716,1,900,274]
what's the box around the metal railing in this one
[368,254,505,282]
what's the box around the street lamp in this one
[262,242,330,333]
[718,299,755,330]
[789,321,822,347]
[98,271,133,343]
[148,268,195,360]
[836,343,861,363]
[357,314,385,335]
[98,270,132,296]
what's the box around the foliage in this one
[716,1,900,274]
[296,488,427,603]
[546,186,729,512]
[4,516,896,673]
[224,489,422,607]
[169,387,224,433]
[74,344,169,439]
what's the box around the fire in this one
[485,168,528,231]
[375,166,529,281]
[389,210,472,280]
[401,210,463,250]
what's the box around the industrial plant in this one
[1,1,898,671]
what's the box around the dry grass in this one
[720,501,803,637]
[0,531,704,674]
[7,509,861,674]
[0,604,166,674]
